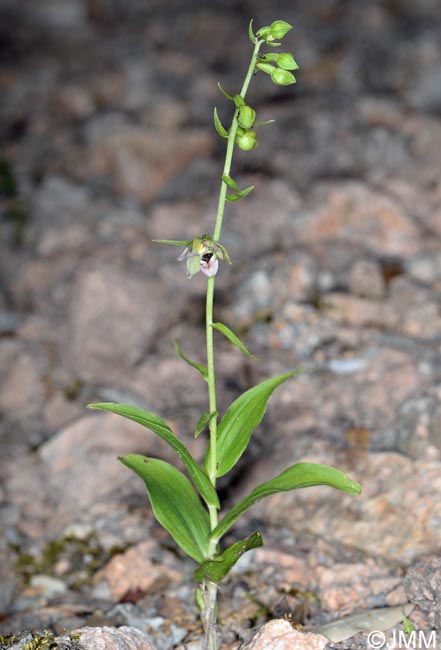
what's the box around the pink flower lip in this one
[200,254,219,277]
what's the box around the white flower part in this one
[177,247,190,261]
[200,255,219,277]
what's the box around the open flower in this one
[177,235,231,279]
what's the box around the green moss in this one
[13,534,125,590]
[0,630,83,650]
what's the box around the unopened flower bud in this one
[269,20,293,40]
[235,127,258,151]
[271,67,296,86]
[238,105,256,130]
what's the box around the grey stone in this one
[68,263,163,382]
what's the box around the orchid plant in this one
[88,19,361,650]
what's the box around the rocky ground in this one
[1,0,441,648]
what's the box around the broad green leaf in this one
[119,454,210,562]
[152,239,192,246]
[213,107,228,138]
[174,341,208,381]
[266,41,282,48]
[248,18,256,44]
[226,185,255,202]
[206,371,303,478]
[195,411,218,439]
[277,53,299,71]
[193,531,263,583]
[88,402,219,508]
[211,322,258,361]
[211,463,362,542]
[222,174,239,191]
[217,83,233,100]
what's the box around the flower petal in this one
[200,256,219,277]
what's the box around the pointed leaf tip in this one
[211,322,258,361]
[90,402,219,509]
[174,341,209,381]
[210,370,303,478]
[211,462,361,542]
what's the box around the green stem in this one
[202,37,263,650]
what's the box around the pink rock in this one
[38,412,178,512]
[72,626,156,650]
[296,182,421,257]
[0,352,44,417]
[90,127,212,205]
[68,263,163,382]
[240,619,327,650]
[92,540,181,600]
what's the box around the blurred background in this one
[1,0,441,645]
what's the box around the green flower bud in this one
[256,25,271,40]
[277,53,299,71]
[269,20,293,40]
[256,62,276,75]
[235,128,258,151]
[233,94,246,108]
[271,67,296,85]
[238,105,256,130]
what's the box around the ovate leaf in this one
[193,531,263,583]
[226,185,255,202]
[213,107,228,138]
[174,341,208,381]
[195,411,218,439]
[88,403,219,508]
[211,462,362,542]
[211,322,258,361]
[206,371,302,478]
[119,454,210,562]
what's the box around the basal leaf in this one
[211,322,258,361]
[193,531,263,583]
[174,341,208,381]
[119,454,210,562]
[213,107,228,138]
[88,403,219,508]
[195,411,218,439]
[211,462,362,542]
[207,371,302,478]
[226,185,254,202]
